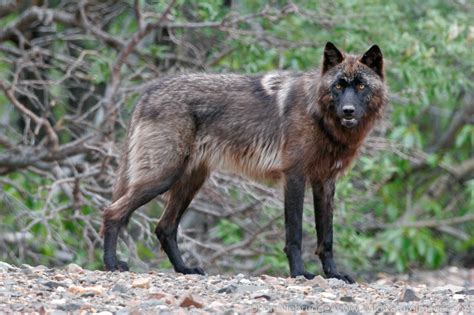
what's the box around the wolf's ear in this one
[360,45,384,79]
[322,42,344,74]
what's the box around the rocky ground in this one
[0,261,473,314]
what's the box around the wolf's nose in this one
[342,105,355,115]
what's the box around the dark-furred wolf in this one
[101,42,387,283]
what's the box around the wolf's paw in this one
[326,272,355,284]
[177,266,205,275]
[291,270,315,280]
[105,260,129,272]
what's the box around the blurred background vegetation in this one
[0,0,472,280]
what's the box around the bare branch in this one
[0,80,59,149]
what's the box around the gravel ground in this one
[0,261,473,314]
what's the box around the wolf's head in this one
[317,42,386,129]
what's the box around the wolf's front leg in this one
[283,169,315,280]
[312,179,355,284]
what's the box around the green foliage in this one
[369,228,446,272]
[216,219,244,245]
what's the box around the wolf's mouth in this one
[341,118,358,128]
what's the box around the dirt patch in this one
[0,262,472,313]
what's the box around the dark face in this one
[321,42,384,129]
[331,76,371,128]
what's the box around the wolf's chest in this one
[308,147,358,180]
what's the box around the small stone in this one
[209,279,221,285]
[51,298,67,306]
[179,294,204,308]
[20,264,33,269]
[253,294,271,301]
[397,288,420,302]
[33,265,48,272]
[57,303,83,312]
[456,289,474,295]
[132,277,151,289]
[148,292,166,299]
[0,261,17,271]
[66,263,83,273]
[453,294,465,302]
[140,300,164,308]
[68,285,104,296]
[97,312,113,315]
[260,275,278,282]
[217,284,237,294]
[236,273,246,279]
[294,275,307,283]
[56,286,66,293]
[255,279,266,286]
[307,275,331,290]
[20,264,33,274]
[326,278,347,288]
[148,290,175,305]
[111,283,128,293]
[41,280,68,290]
[209,301,224,308]
[340,296,354,302]
[287,285,311,292]
[239,278,251,284]
[320,292,337,299]
[52,274,68,281]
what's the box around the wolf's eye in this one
[335,83,343,90]
[357,84,365,90]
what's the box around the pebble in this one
[307,275,331,289]
[111,283,129,293]
[41,280,68,289]
[252,293,271,301]
[217,284,237,294]
[0,261,17,271]
[51,298,67,305]
[68,285,104,296]
[57,302,83,312]
[132,277,151,289]
[239,278,251,284]
[33,265,49,272]
[340,296,354,302]
[320,292,337,299]
[66,263,83,273]
[287,285,311,292]
[209,301,224,308]
[397,288,420,302]
[179,294,204,308]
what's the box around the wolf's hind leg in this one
[155,166,208,275]
[102,167,186,271]
[102,114,195,272]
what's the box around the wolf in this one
[101,42,387,283]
